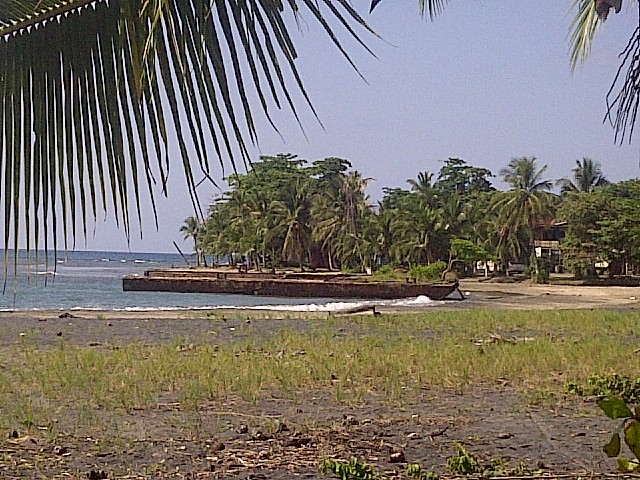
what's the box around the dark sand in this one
[0,282,637,478]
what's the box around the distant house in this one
[534,221,568,272]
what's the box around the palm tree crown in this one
[492,157,555,263]
[500,157,552,193]
[557,158,609,194]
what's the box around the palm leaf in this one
[370,0,450,20]
[605,1,640,144]
[0,0,376,279]
[569,0,601,70]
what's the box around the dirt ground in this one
[0,283,637,479]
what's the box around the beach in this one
[0,282,638,479]
[455,278,640,311]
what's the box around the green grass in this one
[0,309,638,432]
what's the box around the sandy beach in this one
[455,278,640,311]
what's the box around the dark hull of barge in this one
[123,270,459,301]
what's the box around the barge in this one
[122,269,460,300]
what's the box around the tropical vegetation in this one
[191,154,640,281]
[559,179,640,278]
[557,158,609,194]
[0,0,637,275]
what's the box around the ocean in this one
[0,250,440,312]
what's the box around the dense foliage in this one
[559,180,640,277]
[186,154,640,278]
[189,155,472,273]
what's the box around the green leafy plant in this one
[532,267,549,284]
[565,374,640,403]
[320,458,382,479]
[372,265,404,282]
[406,463,439,480]
[446,443,479,475]
[445,445,538,477]
[409,262,447,283]
[597,397,640,472]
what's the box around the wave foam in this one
[117,296,439,313]
[1,296,441,314]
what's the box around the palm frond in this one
[605,1,640,143]
[418,0,450,20]
[0,0,376,278]
[370,0,450,20]
[569,0,602,70]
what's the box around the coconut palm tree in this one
[270,177,312,269]
[202,200,234,265]
[311,170,372,270]
[180,216,204,266]
[335,172,374,269]
[389,193,442,266]
[500,157,553,193]
[492,157,556,264]
[0,0,375,270]
[407,171,435,195]
[407,171,439,210]
[556,157,609,194]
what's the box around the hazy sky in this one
[82,1,640,253]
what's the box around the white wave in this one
[100,258,110,262]
[118,296,440,313]
[244,301,377,312]
[387,295,436,306]
[36,270,57,276]
[134,260,146,263]
[121,306,193,312]
[0,296,441,314]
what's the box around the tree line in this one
[0,1,632,270]
[181,154,640,280]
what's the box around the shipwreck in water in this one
[122,269,460,301]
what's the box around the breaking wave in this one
[117,295,439,313]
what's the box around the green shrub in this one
[320,458,380,479]
[409,262,447,282]
[533,267,549,284]
[565,374,640,403]
[446,443,479,474]
[372,265,403,282]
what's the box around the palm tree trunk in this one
[194,239,200,267]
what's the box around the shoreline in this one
[0,280,639,318]
[454,278,640,311]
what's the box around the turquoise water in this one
[0,251,439,312]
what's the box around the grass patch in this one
[0,309,638,431]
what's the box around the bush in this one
[409,262,447,282]
[533,267,549,284]
[372,264,403,281]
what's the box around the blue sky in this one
[85,1,640,253]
